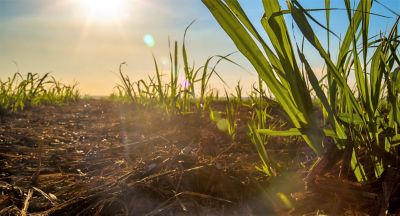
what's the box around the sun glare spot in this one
[143,34,155,47]
[80,0,125,22]
[217,119,229,132]
[160,56,169,66]
[181,79,190,89]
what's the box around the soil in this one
[0,99,398,215]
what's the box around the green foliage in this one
[234,80,242,103]
[248,96,276,176]
[209,93,238,141]
[203,0,325,156]
[225,91,238,140]
[113,23,235,114]
[203,0,400,182]
[0,72,80,114]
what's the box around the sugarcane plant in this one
[225,91,238,140]
[0,72,80,114]
[114,23,237,115]
[248,87,276,176]
[203,0,400,182]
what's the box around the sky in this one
[0,0,399,96]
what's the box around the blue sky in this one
[0,0,398,95]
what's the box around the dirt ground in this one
[0,99,398,215]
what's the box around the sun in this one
[79,0,125,22]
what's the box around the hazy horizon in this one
[1,0,398,96]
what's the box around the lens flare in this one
[217,119,229,132]
[181,79,190,90]
[143,34,155,48]
[160,56,169,66]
